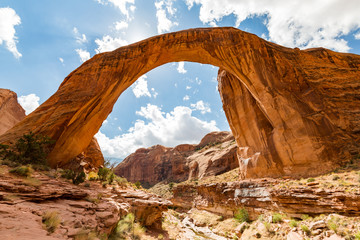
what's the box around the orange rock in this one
[113,131,238,186]
[0,28,359,178]
[0,89,25,136]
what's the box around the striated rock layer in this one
[0,89,25,135]
[0,27,359,178]
[114,131,238,186]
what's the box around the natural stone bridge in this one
[1,27,359,178]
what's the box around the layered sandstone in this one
[0,89,25,135]
[114,131,238,186]
[0,28,359,178]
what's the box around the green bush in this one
[9,165,33,177]
[134,181,142,189]
[234,208,249,223]
[60,169,85,185]
[98,167,111,181]
[272,213,283,223]
[0,132,54,166]
[307,178,315,183]
[42,211,61,233]
[109,213,144,240]
[301,225,311,235]
[289,219,298,228]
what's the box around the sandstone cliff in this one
[114,131,238,186]
[0,89,25,135]
[1,28,359,179]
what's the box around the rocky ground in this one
[0,164,171,240]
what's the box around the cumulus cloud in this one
[155,0,178,34]
[177,62,187,74]
[95,35,127,53]
[151,88,159,98]
[355,31,360,40]
[115,20,129,30]
[75,49,90,62]
[186,0,360,52]
[191,100,211,114]
[183,95,190,101]
[0,7,22,58]
[96,103,219,158]
[73,27,87,44]
[18,94,40,115]
[132,75,151,98]
[96,0,135,20]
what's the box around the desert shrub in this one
[272,213,283,223]
[115,176,128,187]
[134,181,142,189]
[328,218,338,233]
[42,211,61,233]
[301,214,311,220]
[332,175,340,180]
[168,182,174,190]
[109,213,144,240]
[307,178,315,183]
[0,132,54,166]
[9,165,33,177]
[60,169,85,185]
[108,172,115,184]
[301,225,311,235]
[234,208,249,223]
[355,232,360,240]
[98,167,111,181]
[289,219,298,228]
[88,171,98,181]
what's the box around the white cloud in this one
[186,0,360,52]
[177,62,187,74]
[96,104,219,158]
[195,77,201,85]
[18,94,40,115]
[59,57,64,63]
[0,7,22,58]
[183,95,190,101]
[132,75,151,98]
[186,86,191,90]
[191,100,211,114]
[75,49,90,62]
[355,31,360,40]
[115,20,129,30]
[73,27,87,44]
[96,0,135,20]
[155,0,178,34]
[95,35,127,53]
[151,88,159,98]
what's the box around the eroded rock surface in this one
[114,131,238,186]
[1,28,359,178]
[0,166,170,239]
[0,89,25,135]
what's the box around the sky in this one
[1,0,360,161]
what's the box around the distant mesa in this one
[0,27,359,178]
[113,131,238,187]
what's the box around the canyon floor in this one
[1,155,360,240]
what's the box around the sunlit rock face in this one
[0,89,25,135]
[0,27,359,178]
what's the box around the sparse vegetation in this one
[42,211,61,233]
[109,213,144,240]
[301,225,311,235]
[271,213,283,223]
[60,169,85,185]
[134,181,142,189]
[9,165,33,177]
[307,178,315,183]
[234,208,249,223]
[289,219,298,228]
[0,132,54,166]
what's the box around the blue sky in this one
[1,0,360,160]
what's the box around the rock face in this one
[1,28,359,178]
[171,180,360,220]
[0,89,104,169]
[0,89,25,135]
[114,131,238,186]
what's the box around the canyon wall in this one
[0,89,25,135]
[114,131,238,186]
[0,28,359,178]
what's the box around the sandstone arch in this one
[1,27,359,178]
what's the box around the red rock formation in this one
[0,28,359,178]
[0,89,25,135]
[114,131,238,186]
